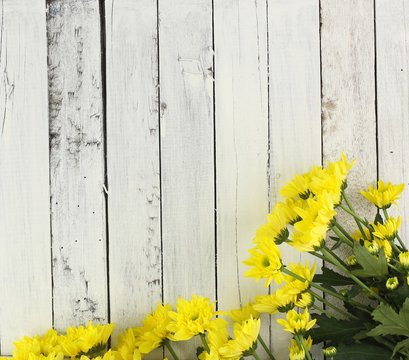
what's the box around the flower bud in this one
[323,346,337,357]
[339,289,349,298]
[386,277,399,290]
[399,251,409,270]
[295,292,314,309]
[345,255,357,266]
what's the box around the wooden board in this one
[213,0,270,340]
[105,0,162,345]
[376,0,409,243]
[268,0,321,358]
[159,0,214,356]
[321,0,377,222]
[47,0,108,329]
[0,0,52,354]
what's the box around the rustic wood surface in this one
[0,0,52,354]
[47,0,108,330]
[0,1,408,359]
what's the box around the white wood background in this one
[0,0,408,359]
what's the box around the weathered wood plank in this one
[268,0,321,358]
[321,0,377,222]
[105,0,162,346]
[213,0,269,338]
[0,0,52,354]
[47,0,108,328]
[376,0,409,243]
[159,0,214,356]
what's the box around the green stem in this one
[382,208,389,220]
[309,290,357,320]
[252,350,262,360]
[331,225,354,247]
[311,304,341,319]
[339,203,371,230]
[296,335,312,360]
[333,221,356,244]
[281,267,370,312]
[257,335,276,360]
[164,340,180,360]
[199,333,210,353]
[342,191,368,237]
[321,247,386,304]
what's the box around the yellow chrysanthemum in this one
[218,317,260,359]
[399,251,409,269]
[284,262,316,292]
[372,216,401,241]
[254,288,295,315]
[386,277,399,290]
[229,302,259,323]
[40,330,62,355]
[167,295,227,341]
[289,336,312,360]
[279,172,312,200]
[198,327,232,360]
[133,303,172,354]
[352,228,372,241]
[291,194,336,252]
[80,350,121,360]
[326,153,355,184]
[244,237,284,287]
[13,335,42,360]
[58,322,114,357]
[277,309,316,335]
[115,329,140,360]
[26,353,65,360]
[361,180,405,209]
[374,239,392,259]
[294,292,314,309]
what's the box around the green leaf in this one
[313,267,355,286]
[374,213,384,225]
[310,314,366,344]
[368,298,409,338]
[352,245,388,278]
[334,343,392,360]
[392,338,409,358]
[386,282,409,308]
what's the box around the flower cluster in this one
[4,154,409,360]
[243,154,409,359]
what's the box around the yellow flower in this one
[277,309,316,335]
[13,336,42,360]
[294,292,314,309]
[361,180,404,209]
[279,172,312,200]
[284,262,316,291]
[345,255,358,266]
[291,194,336,252]
[199,327,232,360]
[167,295,227,341]
[58,321,114,357]
[399,251,409,269]
[326,153,355,184]
[79,350,121,360]
[288,336,312,360]
[26,353,65,360]
[133,303,172,354]
[243,237,284,287]
[254,288,295,314]
[115,329,140,360]
[229,302,259,322]
[352,228,372,241]
[372,216,401,241]
[218,317,260,359]
[40,330,62,355]
[374,239,392,259]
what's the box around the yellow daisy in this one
[289,337,312,360]
[218,317,260,359]
[361,180,405,209]
[166,295,227,341]
[277,309,316,335]
[372,216,401,241]
[133,303,172,354]
[228,302,259,323]
[243,237,284,287]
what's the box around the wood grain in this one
[268,0,321,358]
[47,0,108,329]
[105,0,162,346]
[159,0,214,356]
[213,0,270,339]
[376,0,409,243]
[0,0,52,354]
